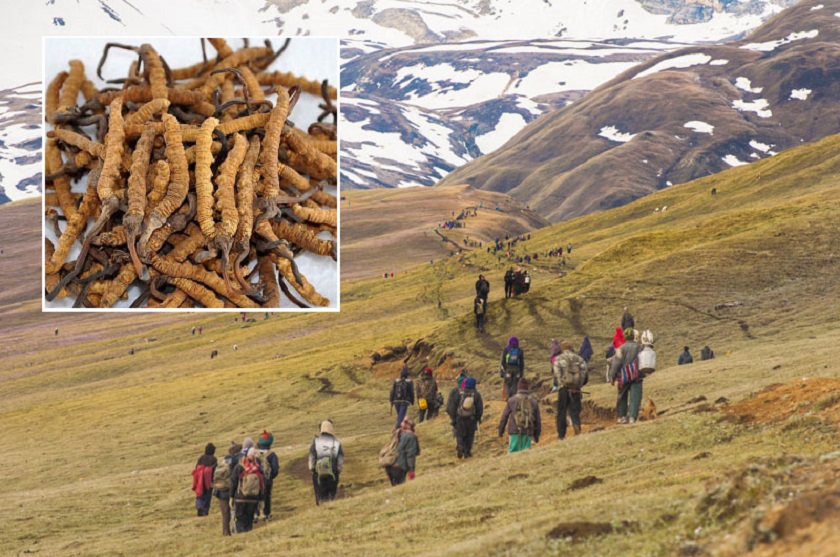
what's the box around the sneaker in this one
[264,514,273,522]
[628,418,636,424]
[253,516,259,524]
[617,417,628,424]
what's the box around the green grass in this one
[1,133,840,555]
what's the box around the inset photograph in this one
[43,37,338,310]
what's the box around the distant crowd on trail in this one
[192,423,344,536]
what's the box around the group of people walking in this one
[192,424,344,535]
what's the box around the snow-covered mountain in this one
[341,37,691,189]
[438,0,840,221]
[0,84,41,203]
[0,0,799,204]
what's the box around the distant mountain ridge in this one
[0,84,41,204]
[437,0,840,222]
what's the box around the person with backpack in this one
[231,447,264,533]
[700,345,715,360]
[389,366,415,429]
[609,328,643,424]
[621,307,635,330]
[416,367,439,423]
[678,346,694,365]
[309,420,344,504]
[446,376,483,458]
[232,436,255,468]
[474,295,487,333]
[475,274,490,301]
[504,267,514,299]
[498,377,541,453]
[255,431,279,522]
[192,443,217,517]
[500,336,524,400]
[213,442,239,536]
[385,417,420,486]
[553,340,589,439]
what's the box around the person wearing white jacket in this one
[308,420,344,505]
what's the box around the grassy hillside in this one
[2,132,840,556]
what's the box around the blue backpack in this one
[507,347,521,367]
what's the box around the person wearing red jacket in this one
[192,443,217,517]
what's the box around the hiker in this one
[192,443,217,517]
[233,437,255,468]
[498,377,541,453]
[522,271,531,293]
[385,417,420,486]
[213,442,240,536]
[198,326,203,335]
[389,366,415,429]
[474,295,487,333]
[579,336,594,364]
[446,376,484,458]
[504,267,514,298]
[499,336,524,400]
[475,274,490,301]
[553,340,589,439]
[191,326,196,336]
[678,346,694,365]
[621,307,635,330]
[700,345,715,360]
[309,420,344,504]
[255,431,279,522]
[416,367,440,423]
[609,328,643,424]
[567,242,572,254]
[231,448,264,533]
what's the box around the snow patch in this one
[749,140,772,153]
[810,4,824,10]
[684,121,714,134]
[733,98,772,118]
[634,53,711,78]
[709,59,729,66]
[475,113,528,154]
[741,29,819,52]
[735,77,762,93]
[790,88,811,100]
[722,155,749,167]
[598,125,636,143]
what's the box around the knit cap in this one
[465,377,477,390]
[258,430,273,448]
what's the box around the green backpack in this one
[212,456,232,491]
[513,394,534,431]
[315,439,337,484]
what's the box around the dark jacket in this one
[308,433,344,475]
[446,388,484,425]
[256,448,279,484]
[678,350,694,365]
[498,390,541,441]
[621,310,635,330]
[389,377,415,405]
[393,430,420,472]
[500,346,524,377]
[476,278,489,297]
[609,340,642,383]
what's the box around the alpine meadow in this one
[3,128,840,554]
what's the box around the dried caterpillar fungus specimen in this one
[44,37,338,309]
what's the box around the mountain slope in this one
[438,0,840,221]
[1,128,839,555]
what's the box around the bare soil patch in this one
[725,377,840,425]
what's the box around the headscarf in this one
[579,336,594,363]
[400,366,410,378]
[549,339,562,358]
[508,336,519,349]
[612,327,626,350]
[400,417,416,432]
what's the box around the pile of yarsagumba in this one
[44,38,337,309]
